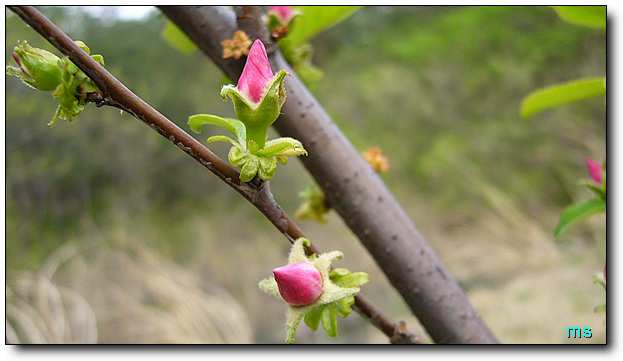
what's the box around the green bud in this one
[7,41,63,92]
[7,40,106,125]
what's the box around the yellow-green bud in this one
[6,41,63,92]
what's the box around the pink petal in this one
[586,157,603,185]
[12,52,28,76]
[273,261,323,306]
[238,39,274,104]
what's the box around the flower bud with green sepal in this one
[258,238,369,343]
[6,40,63,92]
[220,39,289,150]
[188,39,307,182]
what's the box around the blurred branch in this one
[160,5,499,344]
[8,5,426,344]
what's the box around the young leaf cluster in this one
[189,113,306,182]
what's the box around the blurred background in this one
[5,6,606,344]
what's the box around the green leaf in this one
[257,156,278,181]
[334,297,354,318]
[256,138,306,157]
[189,114,246,144]
[582,182,607,201]
[333,272,370,288]
[161,21,197,54]
[255,140,294,157]
[276,156,288,165]
[329,268,350,280]
[551,6,606,29]
[320,304,338,338]
[239,157,259,182]
[521,77,606,118]
[206,135,238,146]
[248,140,260,155]
[286,6,362,47]
[555,198,606,237]
[228,146,249,168]
[304,305,324,331]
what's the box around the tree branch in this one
[160,5,499,344]
[8,5,425,344]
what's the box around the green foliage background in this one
[5,6,606,343]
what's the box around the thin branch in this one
[8,5,426,344]
[160,5,499,344]
[7,5,302,242]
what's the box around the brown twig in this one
[8,5,425,344]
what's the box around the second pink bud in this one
[586,157,603,185]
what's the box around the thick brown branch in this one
[9,5,424,344]
[160,5,499,344]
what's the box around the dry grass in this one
[6,238,253,344]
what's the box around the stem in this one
[245,124,269,150]
[8,5,425,344]
[160,5,499,344]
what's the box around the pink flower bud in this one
[238,39,274,104]
[586,157,603,185]
[273,261,323,306]
[269,6,294,24]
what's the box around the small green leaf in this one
[320,304,338,338]
[189,114,246,144]
[228,146,249,168]
[521,77,606,118]
[259,137,307,157]
[555,198,606,237]
[248,140,260,155]
[206,135,238,146]
[551,6,606,29]
[240,157,259,182]
[582,183,607,201]
[329,268,350,280]
[255,140,294,157]
[304,305,324,331]
[257,156,277,181]
[334,297,354,318]
[333,272,370,288]
[161,21,197,54]
[594,304,606,314]
[593,272,606,289]
[276,156,288,165]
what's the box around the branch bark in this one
[160,5,499,344]
[9,5,425,344]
